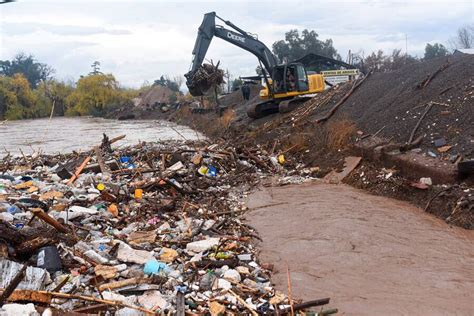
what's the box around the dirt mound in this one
[138,85,175,107]
[315,54,474,158]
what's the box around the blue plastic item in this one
[143,259,170,275]
[120,156,131,163]
[7,205,20,214]
[207,165,217,177]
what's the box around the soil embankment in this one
[247,182,474,315]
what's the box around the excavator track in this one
[246,100,279,119]
[278,96,313,113]
[247,96,313,119]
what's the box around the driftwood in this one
[98,276,166,292]
[30,208,69,233]
[16,237,55,255]
[67,156,91,185]
[176,291,185,316]
[417,61,450,89]
[286,265,294,316]
[315,72,371,124]
[0,289,156,314]
[407,101,447,145]
[93,146,109,175]
[191,258,239,269]
[228,289,258,316]
[0,221,26,245]
[275,298,331,315]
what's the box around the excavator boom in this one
[185,12,277,96]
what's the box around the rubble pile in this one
[0,135,333,314]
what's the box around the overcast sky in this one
[0,0,472,87]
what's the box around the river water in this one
[0,117,203,156]
[248,182,474,315]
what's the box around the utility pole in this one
[405,34,408,64]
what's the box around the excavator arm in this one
[185,12,277,96]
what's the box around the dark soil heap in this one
[315,54,474,158]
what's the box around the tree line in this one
[1,25,472,120]
[267,24,473,74]
[0,56,183,120]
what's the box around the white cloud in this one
[0,0,472,87]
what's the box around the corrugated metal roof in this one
[454,49,474,55]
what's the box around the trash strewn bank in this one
[0,134,335,315]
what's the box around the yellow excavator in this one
[185,12,354,118]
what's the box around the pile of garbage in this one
[0,135,334,315]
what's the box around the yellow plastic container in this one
[134,188,143,199]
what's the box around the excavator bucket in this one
[185,64,224,96]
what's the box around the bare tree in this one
[172,75,184,91]
[449,25,474,50]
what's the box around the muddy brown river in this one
[0,117,203,156]
[248,182,474,315]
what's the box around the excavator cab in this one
[272,63,310,96]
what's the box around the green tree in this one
[0,53,54,88]
[424,43,449,60]
[272,29,340,63]
[0,73,38,120]
[36,80,74,116]
[89,61,102,75]
[66,74,129,116]
[153,75,180,92]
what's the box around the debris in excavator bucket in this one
[185,63,224,96]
